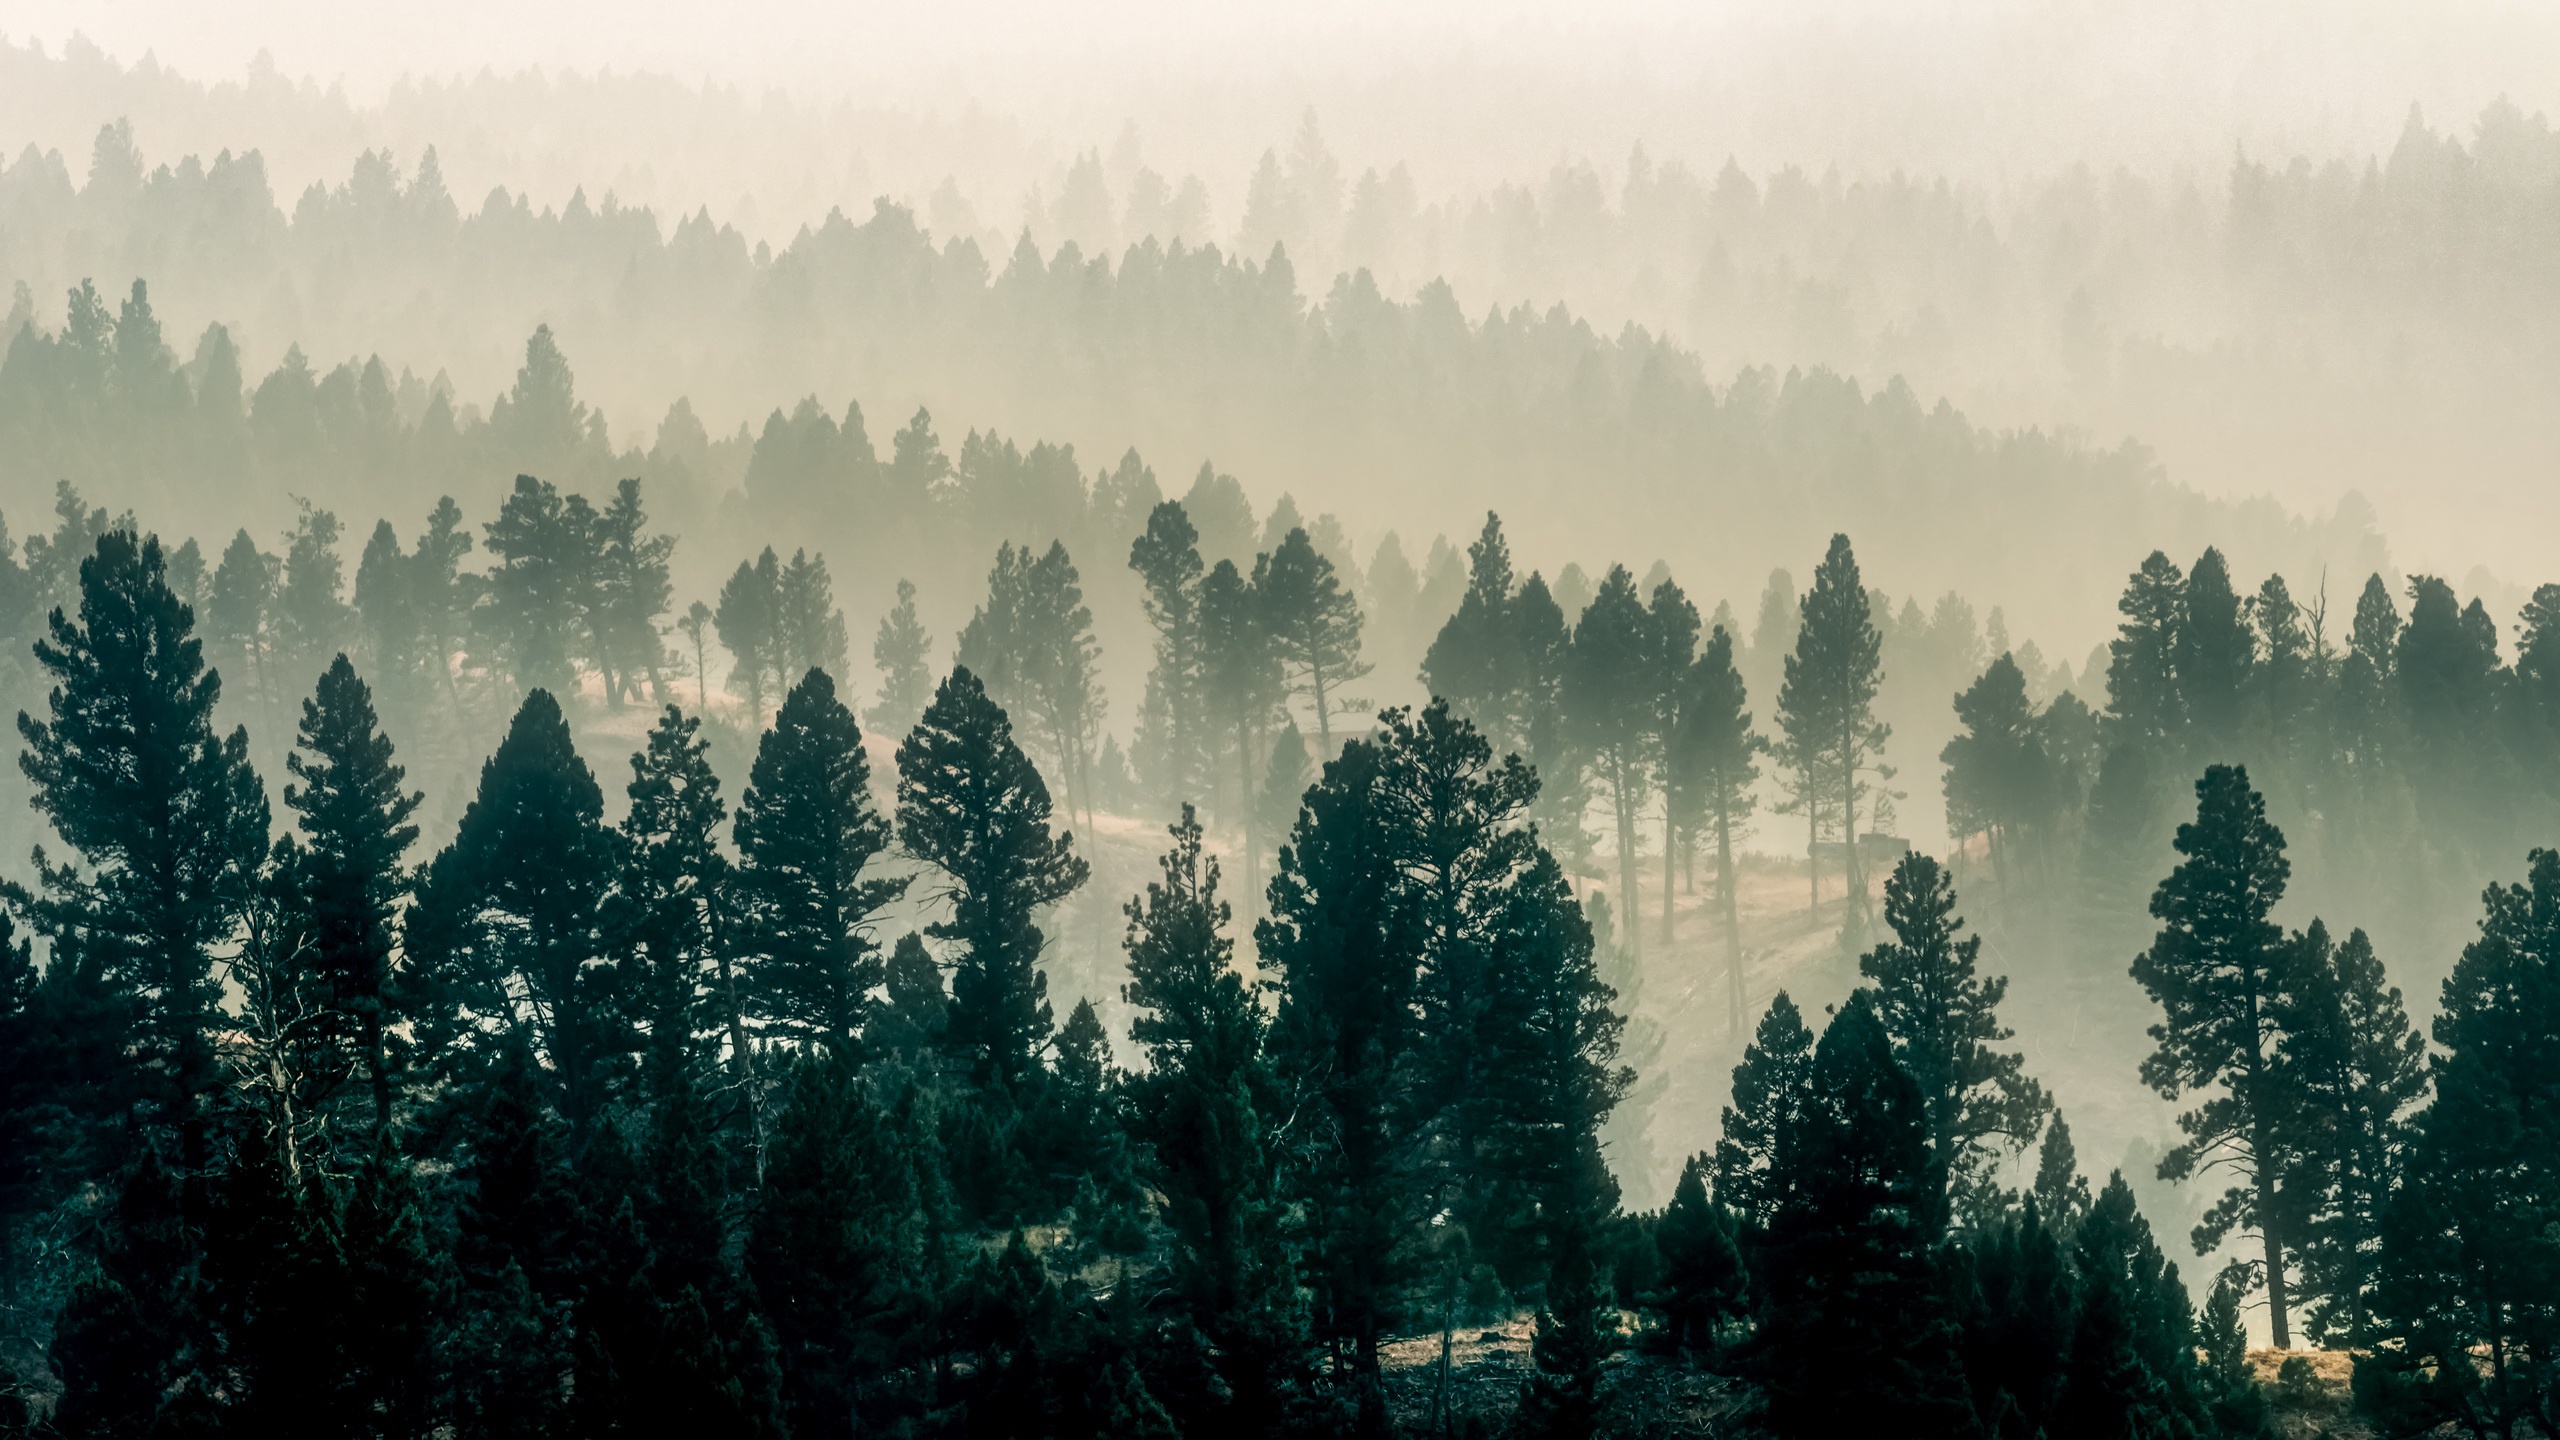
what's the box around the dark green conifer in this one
[896,665,1088,1088]
[406,690,620,1124]
[283,654,422,1137]
[2130,763,2306,1346]
[734,668,905,1054]
[1857,852,2048,1224]
[1710,992,1814,1227]
[1745,1001,1978,1439]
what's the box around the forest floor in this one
[1375,1317,2374,1438]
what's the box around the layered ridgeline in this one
[0,131,2385,638]
[1,523,2554,1435]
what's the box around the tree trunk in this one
[1839,745,1867,930]
[1615,755,1641,960]
[2261,1174,2291,1349]
[1238,716,1260,916]
[1662,806,1678,946]
[1719,810,1744,1038]
[1311,656,1332,753]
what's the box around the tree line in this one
[0,522,2551,1436]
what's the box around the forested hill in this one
[0,128,2383,640]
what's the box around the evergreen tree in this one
[870,932,949,1066]
[274,501,353,690]
[749,1049,934,1437]
[2130,763,2306,1347]
[1940,653,2058,894]
[206,526,277,710]
[405,690,621,1125]
[1256,524,1370,750]
[282,654,422,1137]
[2374,849,2560,1435]
[1420,511,1522,751]
[1778,534,1889,933]
[1671,625,1763,1036]
[1645,576,1701,947]
[609,705,752,1120]
[1200,557,1286,904]
[1129,499,1211,810]
[716,547,783,724]
[1569,564,1657,957]
[1746,1001,1979,1439]
[1711,992,1815,1228]
[1256,734,1413,1431]
[479,474,592,698]
[867,577,933,737]
[679,600,715,710]
[1857,852,2048,1224]
[735,668,905,1054]
[896,666,1089,1088]
[2277,922,2425,1345]
[1650,1154,1746,1352]
[19,529,266,1172]
[773,547,850,686]
[592,477,676,705]
[2177,547,2253,754]
[2107,550,2187,747]
[2032,1112,2095,1232]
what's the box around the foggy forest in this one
[0,3,2555,1436]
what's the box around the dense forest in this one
[0,506,2552,1437]
[1,18,2557,1440]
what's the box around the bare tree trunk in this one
[1719,810,1744,1039]
[1662,806,1678,947]
[1615,756,1641,960]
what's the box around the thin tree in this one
[1778,534,1887,932]
[1673,626,1764,1036]
[867,578,932,737]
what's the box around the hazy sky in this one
[13,0,2560,187]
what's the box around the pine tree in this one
[1857,852,2048,1225]
[735,669,905,1054]
[2177,547,2253,754]
[479,474,592,698]
[1569,564,1656,956]
[1420,511,1523,751]
[2032,1112,2095,1232]
[716,547,784,724]
[1746,1000,1979,1438]
[2130,763,2306,1347]
[1257,525,1370,750]
[274,501,353,691]
[19,529,266,1173]
[1711,992,1815,1228]
[2107,550,2187,748]
[1777,534,1888,933]
[1256,734,1414,1431]
[1650,1155,1746,1352]
[748,1049,932,1436]
[1940,653,2058,894]
[1129,499,1210,810]
[206,525,277,710]
[1672,625,1763,1036]
[1646,577,1701,947]
[679,600,715,710]
[773,547,850,685]
[896,666,1089,1088]
[2277,922,2426,1345]
[406,690,621,1124]
[868,577,933,737]
[283,654,422,1138]
[2375,849,2560,1434]
[1200,558,1286,917]
[610,705,753,1124]
[592,478,676,705]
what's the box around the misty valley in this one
[0,16,2556,1440]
